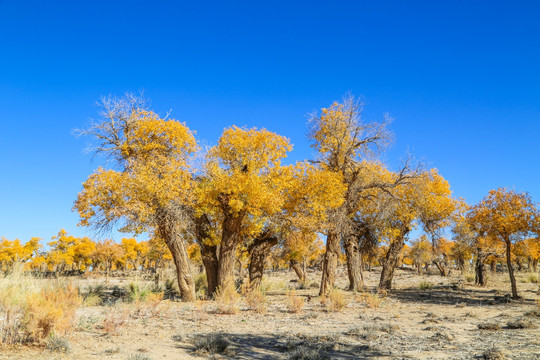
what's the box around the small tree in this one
[468,188,538,298]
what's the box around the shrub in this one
[101,309,127,334]
[81,283,107,306]
[321,289,348,312]
[214,284,239,314]
[419,281,434,290]
[286,290,304,313]
[127,281,157,303]
[194,273,208,297]
[192,333,229,355]
[22,284,81,342]
[45,334,70,353]
[356,292,382,309]
[482,347,507,360]
[506,318,537,329]
[464,273,475,282]
[244,288,267,313]
[288,345,328,360]
[478,322,501,330]
[261,278,287,292]
[126,354,152,360]
[526,274,538,284]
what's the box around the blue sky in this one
[0,0,539,244]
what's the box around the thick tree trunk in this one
[516,259,523,272]
[290,259,305,283]
[216,194,244,292]
[157,212,196,302]
[248,236,278,291]
[344,235,363,291]
[505,239,519,299]
[490,261,496,273]
[195,214,219,297]
[379,234,406,291]
[163,235,195,301]
[320,232,340,296]
[475,249,487,286]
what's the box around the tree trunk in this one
[344,235,363,291]
[475,249,487,286]
[516,259,523,272]
[490,261,496,273]
[157,212,196,302]
[433,259,448,276]
[320,232,340,296]
[379,233,406,291]
[216,194,244,291]
[195,214,219,297]
[290,259,305,283]
[248,235,278,291]
[505,239,519,299]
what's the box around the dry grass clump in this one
[126,353,152,360]
[286,290,304,313]
[45,334,70,353]
[355,291,382,309]
[506,318,537,329]
[80,283,107,306]
[244,288,267,313]
[419,281,434,290]
[0,269,81,345]
[261,277,287,293]
[192,333,229,355]
[321,289,348,312]
[524,273,538,283]
[478,322,502,330]
[100,308,127,334]
[482,347,507,360]
[464,273,475,283]
[214,284,240,314]
[287,346,328,360]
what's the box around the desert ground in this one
[1,267,539,360]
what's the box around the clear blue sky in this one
[0,0,539,244]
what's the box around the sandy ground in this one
[1,267,539,360]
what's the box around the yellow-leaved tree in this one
[308,95,418,295]
[468,188,538,298]
[197,126,292,291]
[74,94,199,300]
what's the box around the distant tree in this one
[468,188,538,298]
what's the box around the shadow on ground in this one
[174,332,386,359]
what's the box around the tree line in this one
[4,93,538,301]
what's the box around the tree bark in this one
[505,238,519,299]
[433,259,448,276]
[379,233,407,291]
[320,232,340,296]
[157,212,196,302]
[248,235,278,291]
[216,202,243,291]
[344,234,363,291]
[290,259,306,283]
[475,248,487,286]
[195,214,219,297]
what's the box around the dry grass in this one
[321,289,348,312]
[214,284,240,314]
[286,290,304,313]
[244,288,267,313]
[478,322,502,330]
[192,333,229,355]
[355,291,383,309]
[0,268,81,345]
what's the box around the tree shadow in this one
[174,331,386,359]
[389,285,538,307]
